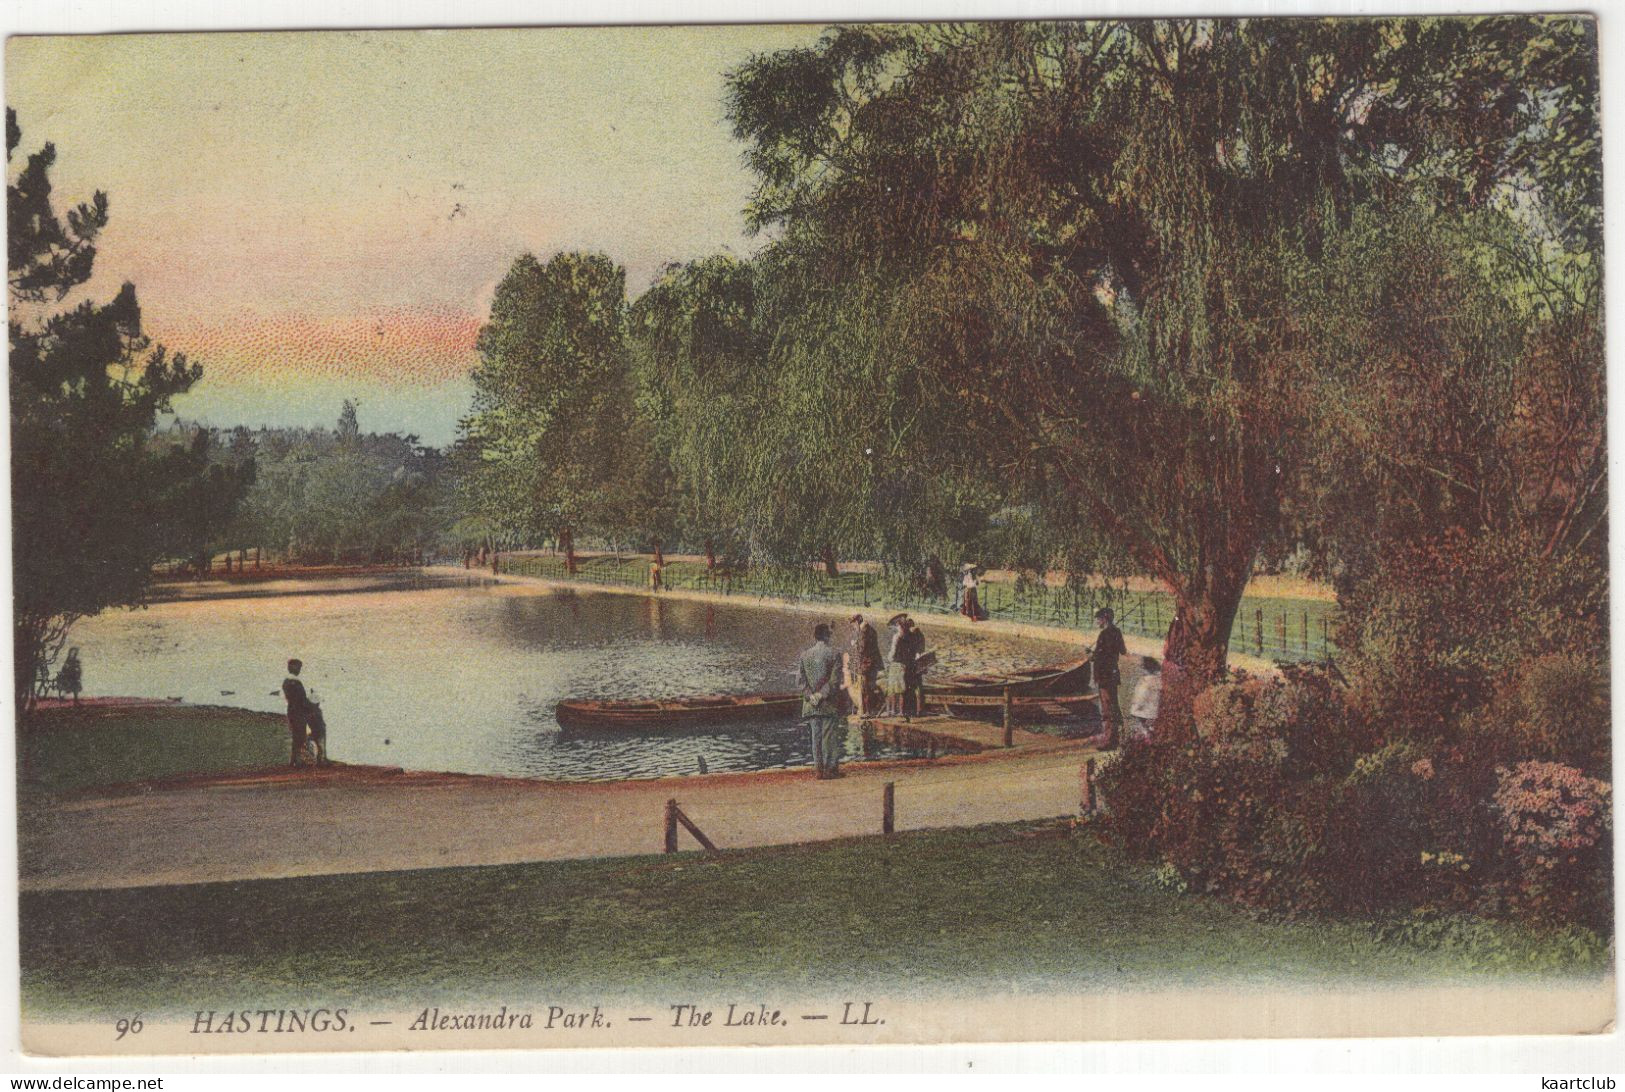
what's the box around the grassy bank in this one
[20,704,286,794]
[20,819,1606,1018]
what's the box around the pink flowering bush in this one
[1492,761,1612,926]
[1103,670,1615,928]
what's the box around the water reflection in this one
[68,574,1092,782]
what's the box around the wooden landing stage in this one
[860,713,1064,756]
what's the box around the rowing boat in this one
[554,692,801,732]
[923,658,1092,698]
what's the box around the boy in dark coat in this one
[282,658,329,766]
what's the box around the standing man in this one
[796,623,849,779]
[1091,608,1128,749]
[898,616,928,719]
[281,658,330,767]
[850,613,882,717]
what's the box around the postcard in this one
[7,16,1612,1057]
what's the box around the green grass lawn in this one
[20,704,286,794]
[20,819,1607,1019]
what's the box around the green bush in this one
[1373,911,1611,973]
[1339,529,1605,744]
[1467,652,1610,777]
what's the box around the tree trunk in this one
[653,539,664,568]
[705,538,716,571]
[1152,550,1252,741]
[822,544,839,579]
[562,527,577,575]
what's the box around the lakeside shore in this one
[464,562,1283,675]
[20,704,1101,891]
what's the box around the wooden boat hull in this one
[924,659,1091,698]
[555,692,802,733]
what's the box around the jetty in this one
[861,713,1077,756]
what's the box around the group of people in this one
[849,612,929,719]
[1088,606,1163,749]
[273,607,1163,785]
[799,605,1165,779]
[795,612,932,779]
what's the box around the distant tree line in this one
[160,400,456,569]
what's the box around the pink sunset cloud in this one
[150,306,483,387]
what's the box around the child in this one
[1128,656,1162,741]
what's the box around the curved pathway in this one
[19,740,1101,892]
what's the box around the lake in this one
[66,572,1098,781]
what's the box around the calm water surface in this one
[68,573,1091,780]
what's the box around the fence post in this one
[1255,609,1264,657]
[1322,617,1330,662]
[1002,687,1014,748]
[674,804,719,852]
[664,798,678,854]
[882,781,895,835]
[1080,759,1098,815]
[1278,612,1287,660]
[1302,610,1309,659]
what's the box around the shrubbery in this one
[1100,645,1611,930]
[1492,760,1612,928]
[1101,523,1609,934]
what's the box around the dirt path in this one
[19,742,1102,892]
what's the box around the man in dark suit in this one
[1091,608,1127,749]
[282,658,329,766]
[898,616,928,719]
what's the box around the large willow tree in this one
[727,17,1598,722]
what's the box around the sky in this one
[5,26,822,445]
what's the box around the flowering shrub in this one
[1191,676,1265,750]
[1102,667,1612,928]
[1492,761,1612,926]
[1254,664,1376,776]
[1102,701,1338,916]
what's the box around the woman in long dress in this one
[960,564,984,622]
